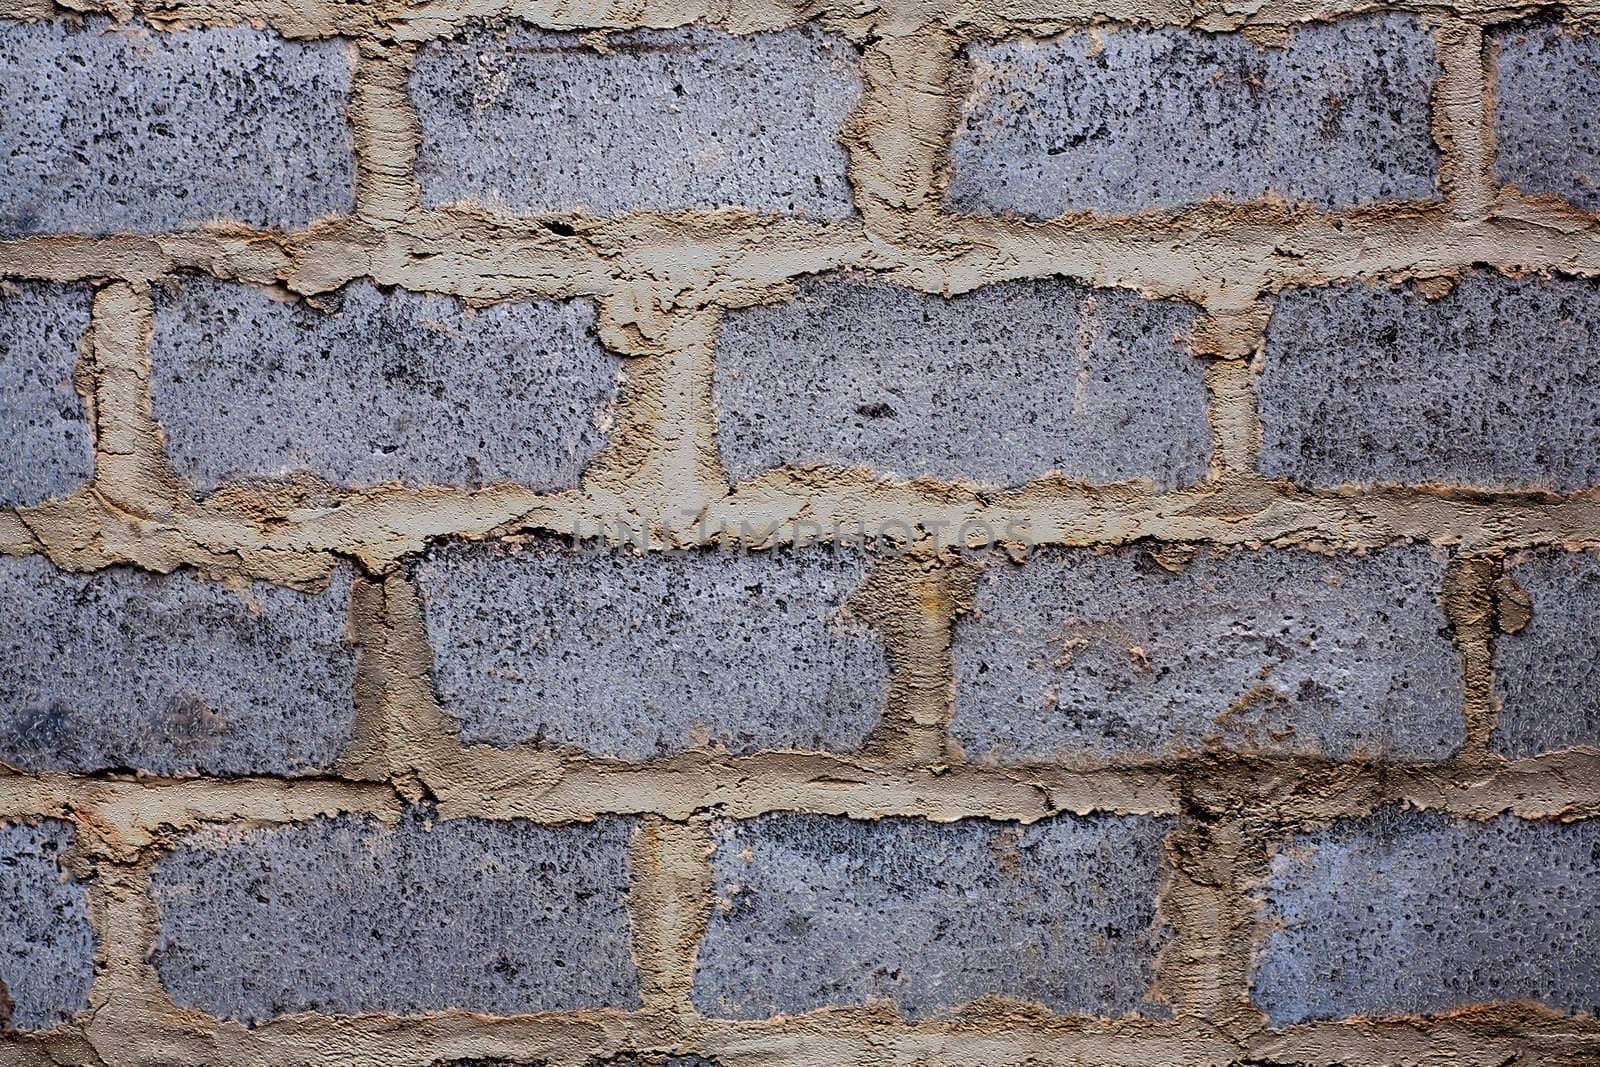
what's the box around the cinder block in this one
[412,27,859,218]
[0,18,352,235]
[0,554,356,776]
[1253,808,1600,1023]
[948,15,1438,216]
[1494,550,1600,757]
[151,278,618,492]
[951,546,1464,763]
[414,542,886,759]
[152,812,641,1020]
[1494,21,1600,213]
[692,813,1172,1019]
[713,275,1210,489]
[0,819,95,1031]
[0,282,93,506]
[1259,272,1600,490]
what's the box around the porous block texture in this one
[951,546,1464,763]
[1253,808,1600,1023]
[151,812,641,1020]
[412,27,859,218]
[1493,22,1600,213]
[0,281,93,506]
[713,276,1210,489]
[0,555,356,776]
[0,18,352,235]
[415,543,886,759]
[948,15,1438,217]
[1259,273,1600,490]
[0,819,95,1031]
[1494,550,1600,757]
[151,278,618,492]
[692,813,1172,1019]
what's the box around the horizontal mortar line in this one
[17,999,1600,1067]
[14,478,1600,580]
[1,201,1598,306]
[2,0,1597,39]
[2,750,1595,829]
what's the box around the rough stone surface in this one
[1494,551,1600,757]
[0,554,356,776]
[415,542,885,759]
[948,15,1438,217]
[1259,272,1600,491]
[1253,808,1600,1023]
[152,812,641,1020]
[0,819,95,1031]
[714,275,1210,489]
[1493,22,1600,213]
[151,278,618,492]
[0,18,353,235]
[413,27,859,218]
[693,813,1172,1019]
[951,546,1464,764]
[0,282,94,506]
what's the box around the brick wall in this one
[0,0,1597,1065]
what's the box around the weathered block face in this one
[2,2,1597,1064]
[0,282,94,506]
[713,275,1211,489]
[1259,273,1600,491]
[150,278,619,492]
[951,545,1465,764]
[0,18,354,235]
[411,27,861,218]
[414,541,888,758]
[948,15,1440,216]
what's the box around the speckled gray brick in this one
[692,813,1171,1020]
[0,18,352,235]
[1,282,93,506]
[1253,809,1600,1023]
[412,27,859,218]
[1260,273,1600,491]
[152,812,640,1020]
[1494,22,1600,213]
[1494,551,1600,757]
[0,820,94,1031]
[948,15,1438,217]
[415,542,885,759]
[0,554,356,776]
[714,275,1210,489]
[952,546,1463,764]
[150,278,618,492]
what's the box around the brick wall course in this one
[0,281,94,507]
[151,278,618,493]
[2,3,1598,1065]
[947,15,1439,217]
[0,18,353,235]
[1253,808,1600,1024]
[951,545,1464,764]
[414,542,886,759]
[151,811,641,1020]
[692,812,1172,1020]
[0,555,356,776]
[412,27,860,218]
[1259,272,1600,491]
[0,819,95,1032]
[713,275,1210,489]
